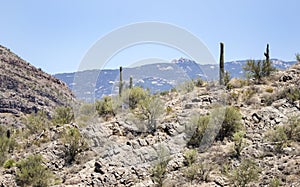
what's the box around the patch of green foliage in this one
[16,154,53,187]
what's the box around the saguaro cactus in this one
[129,76,133,89]
[264,44,269,62]
[119,66,123,96]
[219,42,225,85]
[263,44,272,76]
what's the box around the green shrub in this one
[62,127,87,164]
[123,87,149,109]
[215,106,243,141]
[25,110,51,135]
[53,106,74,125]
[187,115,210,147]
[136,96,164,133]
[243,59,276,81]
[269,177,281,187]
[183,149,197,166]
[224,71,231,86]
[232,131,246,159]
[266,125,288,153]
[228,158,260,187]
[95,96,115,117]
[286,115,300,141]
[177,80,194,93]
[16,154,53,187]
[3,159,15,168]
[0,127,17,165]
[194,78,205,87]
[183,163,212,183]
[150,145,170,187]
[187,106,243,147]
[265,87,274,93]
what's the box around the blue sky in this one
[0,0,299,74]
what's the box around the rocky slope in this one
[0,45,75,124]
[0,46,300,186]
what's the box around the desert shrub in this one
[266,125,288,152]
[286,115,300,141]
[183,149,197,166]
[224,71,231,86]
[183,163,212,183]
[3,159,15,168]
[177,80,194,93]
[264,87,300,106]
[269,177,281,187]
[187,115,210,147]
[266,115,300,152]
[215,106,243,141]
[25,110,51,134]
[159,90,169,96]
[0,127,17,166]
[243,59,276,81]
[265,87,274,93]
[150,145,171,187]
[123,87,149,109]
[228,158,260,187]
[232,131,246,159]
[166,106,172,115]
[0,136,10,165]
[16,154,53,187]
[95,96,115,117]
[194,78,205,87]
[136,96,164,133]
[78,103,96,117]
[62,127,87,164]
[188,107,243,147]
[53,106,74,125]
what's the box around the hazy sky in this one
[0,0,299,74]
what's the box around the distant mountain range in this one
[54,58,296,101]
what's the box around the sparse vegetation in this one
[24,110,51,135]
[227,158,260,187]
[150,145,171,187]
[123,86,149,109]
[266,115,300,152]
[232,131,246,159]
[62,127,87,164]
[53,106,74,125]
[177,80,194,93]
[266,125,288,152]
[215,106,243,141]
[183,149,197,166]
[3,159,15,169]
[95,96,115,117]
[136,96,164,133]
[16,154,53,187]
[243,59,276,81]
[0,127,17,166]
[188,106,243,147]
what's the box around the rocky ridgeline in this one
[0,45,74,124]
[0,45,300,186]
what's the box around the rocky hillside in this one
[0,46,300,186]
[0,45,74,123]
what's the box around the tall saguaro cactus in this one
[219,42,225,85]
[129,76,133,89]
[263,44,271,76]
[119,66,123,96]
[264,44,269,62]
